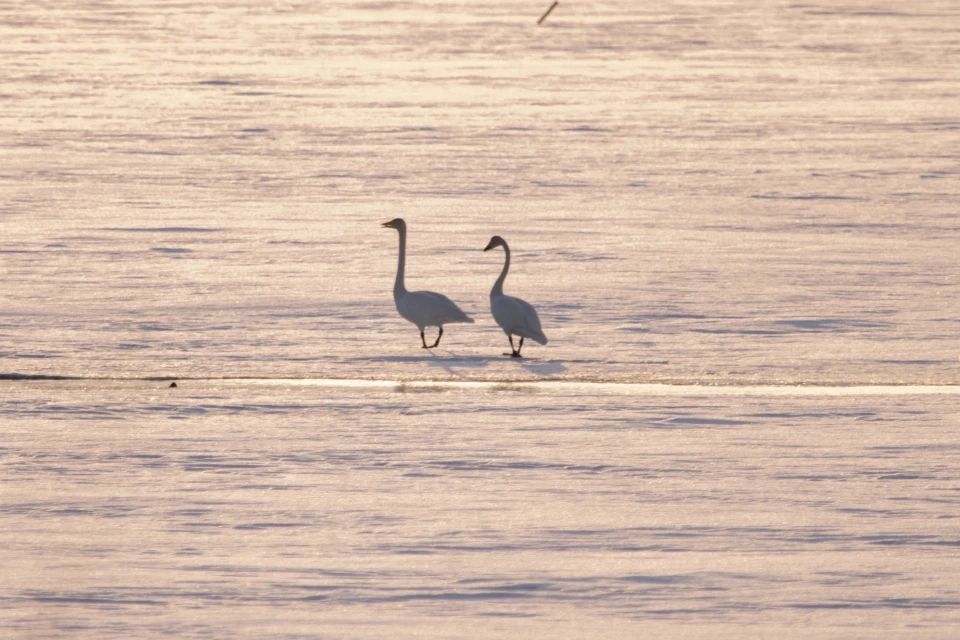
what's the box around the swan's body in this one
[483,236,547,357]
[382,218,473,348]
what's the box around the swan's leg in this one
[420,331,429,349]
[429,326,443,348]
[508,335,522,358]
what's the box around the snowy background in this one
[2,1,959,637]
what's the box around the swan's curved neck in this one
[393,226,408,296]
[492,243,510,297]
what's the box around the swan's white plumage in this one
[483,235,547,352]
[382,219,473,346]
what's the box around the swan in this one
[483,235,548,357]
[382,218,474,348]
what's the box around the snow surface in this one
[1,1,959,637]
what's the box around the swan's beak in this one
[381,221,393,228]
[483,240,495,251]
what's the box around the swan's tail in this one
[529,331,548,346]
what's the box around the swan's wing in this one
[513,297,548,345]
[416,290,458,308]
[400,290,474,327]
[513,297,543,333]
[417,291,474,321]
[492,295,548,344]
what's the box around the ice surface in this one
[1,0,959,637]
[3,381,960,638]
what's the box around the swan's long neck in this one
[394,226,408,296]
[491,243,510,297]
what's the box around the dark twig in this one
[537,1,558,25]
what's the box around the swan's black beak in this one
[483,241,495,251]
[381,221,393,228]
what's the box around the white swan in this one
[382,218,474,349]
[483,236,548,357]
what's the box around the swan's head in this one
[381,218,406,231]
[483,235,507,252]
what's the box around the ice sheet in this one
[2,381,960,638]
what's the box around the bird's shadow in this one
[425,350,568,378]
[371,350,568,380]
[424,351,492,377]
[517,359,567,376]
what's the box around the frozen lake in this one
[2,0,959,637]
[3,380,960,638]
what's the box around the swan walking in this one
[382,218,474,348]
[483,236,548,357]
